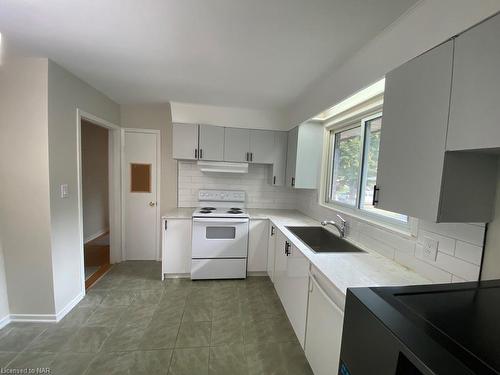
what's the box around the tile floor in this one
[0,261,313,374]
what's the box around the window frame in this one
[320,99,416,236]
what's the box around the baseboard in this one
[55,291,84,321]
[7,291,84,324]
[84,229,109,244]
[163,273,190,279]
[9,314,58,323]
[0,314,10,329]
[247,271,268,277]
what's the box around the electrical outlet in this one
[422,237,438,262]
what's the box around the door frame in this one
[121,128,162,261]
[76,109,122,295]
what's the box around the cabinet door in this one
[271,132,288,186]
[172,123,199,160]
[282,244,309,348]
[267,223,277,282]
[294,122,323,189]
[250,129,274,164]
[224,128,250,162]
[305,274,344,375]
[285,126,298,187]
[248,219,269,272]
[199,124,224,161]
[448,14,500,151]
[376,41,453,222]
[162,219,192,275]
[273,230,288,304]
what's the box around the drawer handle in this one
[372,185,380,206]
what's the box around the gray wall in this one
[481,160,500,280]
[81,120,109,242]
[0,58,56,315]
[0,239,11,322]
[48,60,120,313]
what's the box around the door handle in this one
[372,185,380,206]
[149,202,156,207]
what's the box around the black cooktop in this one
[372,280,500,375]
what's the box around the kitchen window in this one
[325,112,408,227]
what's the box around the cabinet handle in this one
[291,177,295,187]
[245,152,249,161]
[271,226,275,236]
[164,220,168,230]
[372,185,380,206]
[199,149,203,159]
[273,176,276,185]
[195,149,198,159]
[285,241,291,256]
[250,152,253,162]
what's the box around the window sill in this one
[318,201,418,239]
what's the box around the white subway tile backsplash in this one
[418,221,485,246]
[435,252,480,281]
[395,249,453,283]
[417,230,456,256]
[177,161,298,210]
[454,241,483,266]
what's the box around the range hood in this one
[197,161,249,174]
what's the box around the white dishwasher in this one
[305,267,345,375]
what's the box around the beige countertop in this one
[161,207,195,219]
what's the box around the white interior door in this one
[123,130,160,260]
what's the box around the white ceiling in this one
[0,0,418,109]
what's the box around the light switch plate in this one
[422,237,438,261]
[60,184,69,198]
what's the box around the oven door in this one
[192,218,249,258]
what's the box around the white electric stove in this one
[191,190,249,280]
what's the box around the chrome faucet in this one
[321,214,347,238]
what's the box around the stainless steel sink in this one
[285,226,365,253]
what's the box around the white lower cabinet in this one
[267,224,277,282]
[248,219,269,272]
[305,269,344,375]
[161,218,192,278]
[274,230,309,348]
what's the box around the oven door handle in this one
[193,218,249,224]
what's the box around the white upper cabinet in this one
[198,124,224,161]
[447,13,500,151]
[249,129,274,164]
[285,127,298,187]
[286,122,323,189]
[377,40,497,222]
[271,131,288,186]
[224,128,250,162]
[172,123,198,160]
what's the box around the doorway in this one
[80,119,112,288]
[77,110,122,292]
